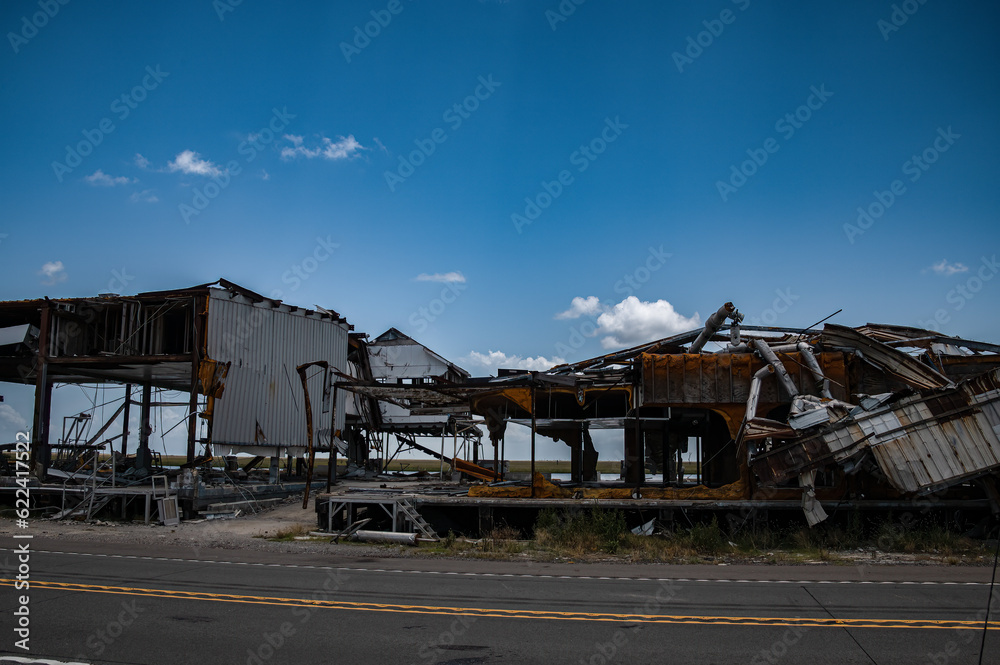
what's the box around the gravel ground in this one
[3,495,417,559]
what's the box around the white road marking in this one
[1,658,93,665]
[1,547,988,586]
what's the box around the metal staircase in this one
[51,452,116,520]
[396,497,438,540]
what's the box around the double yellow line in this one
[3,578,997,631]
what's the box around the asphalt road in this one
[2,538,999,665]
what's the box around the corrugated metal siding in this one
[753,382,1000,490]
[205,290,348,453]
[860,391,1000,493]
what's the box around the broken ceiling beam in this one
[821,323,952,390]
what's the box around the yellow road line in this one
[3,578,997,631]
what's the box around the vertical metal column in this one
[136,384,152,474]
[30,304,52,479]
[530,383,536,498]
[326,385,338,492]
[121,384,132,456]
[440,425,446,480]
[186,296,202,464]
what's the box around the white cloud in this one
[464,350,566,374]
[415,272,466,284]
[595,297,701,349]
[168,150,223,176]
[84,169,133,186]
[134,153,151,169]
[0,404,28,431]
[373,137,389,154]
[928,259,969,276]
[130,189,158,203]
[39,260,67,286]
[280,134,364,161]
[555,295,602,320]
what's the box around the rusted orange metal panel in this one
[640,351,849,408]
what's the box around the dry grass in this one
[481,525,526,554]
[264,524,309,541]
[527,510,990,563]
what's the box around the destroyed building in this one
[338,328,483,476]
[333,303,1000,531]
[0,280,352,518]
[3,285,1000,532]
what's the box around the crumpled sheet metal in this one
[752,368,1000,495]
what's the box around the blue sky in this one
[2,1,999,454]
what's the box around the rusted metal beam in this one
[44,354,193,366]
[297,360,329,509]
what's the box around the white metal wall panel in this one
[205,290,348,454]
[369,342,460,427]
[369,343,449,379]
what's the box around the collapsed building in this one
[0,281,490,522]
[332,303,1000,533]
[339,328,484,477]
[0,280,352,517]
[2,285,999,533]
